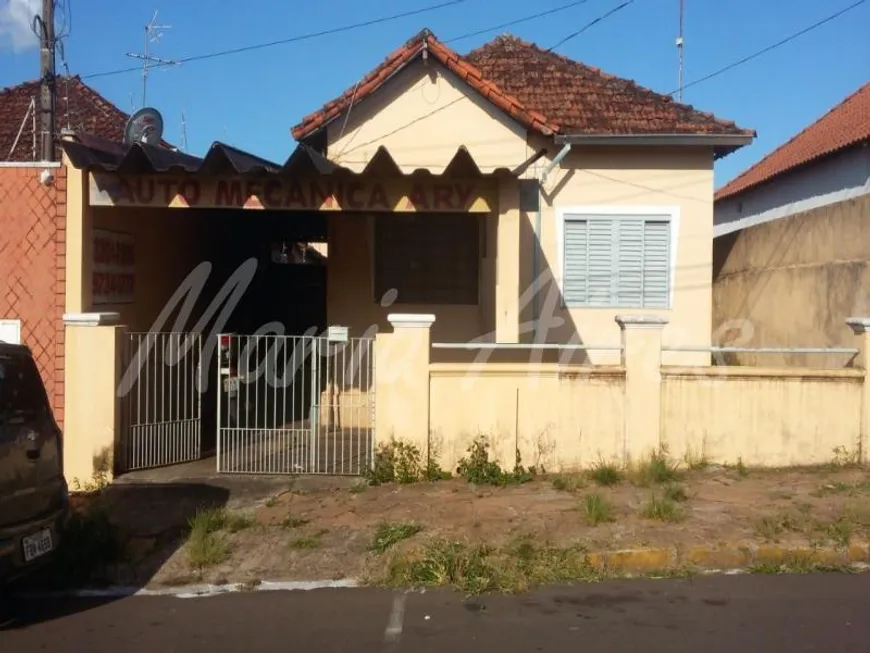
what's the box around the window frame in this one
[555,205,680,310]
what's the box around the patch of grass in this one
[382,537,599,595]
[826,517,855,548]
[281,515,311,530]
[365,439,450,485]
[264,497,278,508]
[749,556,860,575]
[187,531,230,568]
[290,536,323,550]
[812,481,870,498]
[583,493,616,526]
[369,521,424,554]
[755,515,785,542]
[185,507,252,569]
[551,474,587,492]
[589,461,622,487]
[631,450,683,487]
[663,484,689,503]
[49,501,123,586]
[349,482,368,494]
[735,457,749,478]
[640,494,684,523]
[455,436,536,487]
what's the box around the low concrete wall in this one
[375,313,870,473]
[429,363,625,472]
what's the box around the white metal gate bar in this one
[120,332,203,472]
[216,334,374,475]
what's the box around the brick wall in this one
[0,165,67,425]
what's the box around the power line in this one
[669,0,868,96]
[546,0,636,52]
[81,0,469,80]
[444,0,595,44]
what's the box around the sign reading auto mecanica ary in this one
[88,173,494,212]
[92,229,134,305]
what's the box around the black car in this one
[0,342,69,589]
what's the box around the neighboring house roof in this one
[291,29,752,144]
[715,82,870,202]
[1,75,130,162]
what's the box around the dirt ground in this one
[66,462,870,590]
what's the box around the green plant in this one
[51,501,123,586]
[583,493,616,526]
[455,436,535,486]
[281,515,310,529]
[664,484,689,503]
[185,507,252,568]
[369,521,424,554]
[640,494,683,522]
[290,536,323,550]
[632,450,682,487]
[365,439,448,485]
[735,457,749,478]
[755,515,785,542]
[551,474,586,492]
[826,517,855,548]
[589,461,623,487]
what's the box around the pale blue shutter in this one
[587,219,615,306]
[563,219,589,305]
[642,220,670,307]
[615,218,644,306]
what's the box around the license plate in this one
[22,528,53,562]
[224,377,240,394]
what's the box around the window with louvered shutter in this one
[562,214,671,308]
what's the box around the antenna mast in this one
[676,0,684,102]
[125,10,179,107]
[180,110,188,152]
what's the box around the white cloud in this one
[0,0,41,52]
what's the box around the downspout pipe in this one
[534,143,572,338]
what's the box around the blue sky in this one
[1,0,868,186]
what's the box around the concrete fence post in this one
[615,314,668,466]
[374,313,435,462]
[846,317,870,463]
[62,312,124,486]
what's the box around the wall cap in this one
[846,317,870,334]
[615,315,669,329]
[63,312,121,327]
[387,313,436,329]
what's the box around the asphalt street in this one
[1,573,869,652]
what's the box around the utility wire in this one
[546,0,635,52]
[81,0,469,80]
[669,0,867,96]
[444,0,596,44]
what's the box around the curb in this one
[584,540,870,574]
[20,579,359,600]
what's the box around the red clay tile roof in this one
[715,82,870,201]
[291,29,752,144]
[1,75,130,162]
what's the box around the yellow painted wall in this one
[713,195,870,368]
[320,59,716,360]
[661,367,863,467]
[429,363,626,472]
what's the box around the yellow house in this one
[290,29,755,365]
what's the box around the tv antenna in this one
[180,109,188,152]
[125,11,179,107]
[676,0,684,101]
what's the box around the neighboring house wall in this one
[714,144,870,237]
[323,59,714,364]
[713,193,870,368]
[0,164,67,424]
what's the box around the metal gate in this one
[119,332,203,472]
[216,334,375,475]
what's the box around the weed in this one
[735,457,748,478]
[640,494,683,522]
[551,474,587,493]
[50,501,123,586]
[812,481,870,498]
[187,531,230,569]
[588,461,622,487]
[583,493,616,526]
[289,536,322,550]
[185,507,252,569]
[369,521,424,554]
[663,484,689,503]
[264,497,278,508]
[829,445,858,469]
[382,537,598,594]
[365,439,449,485]
[281,515,310,530]
[349,483,368,494]
[826,517,855,548]
[455,436,535,486]
[631,450,682,487]
[755,515,785,542]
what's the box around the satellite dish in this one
[123,107,165,147]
